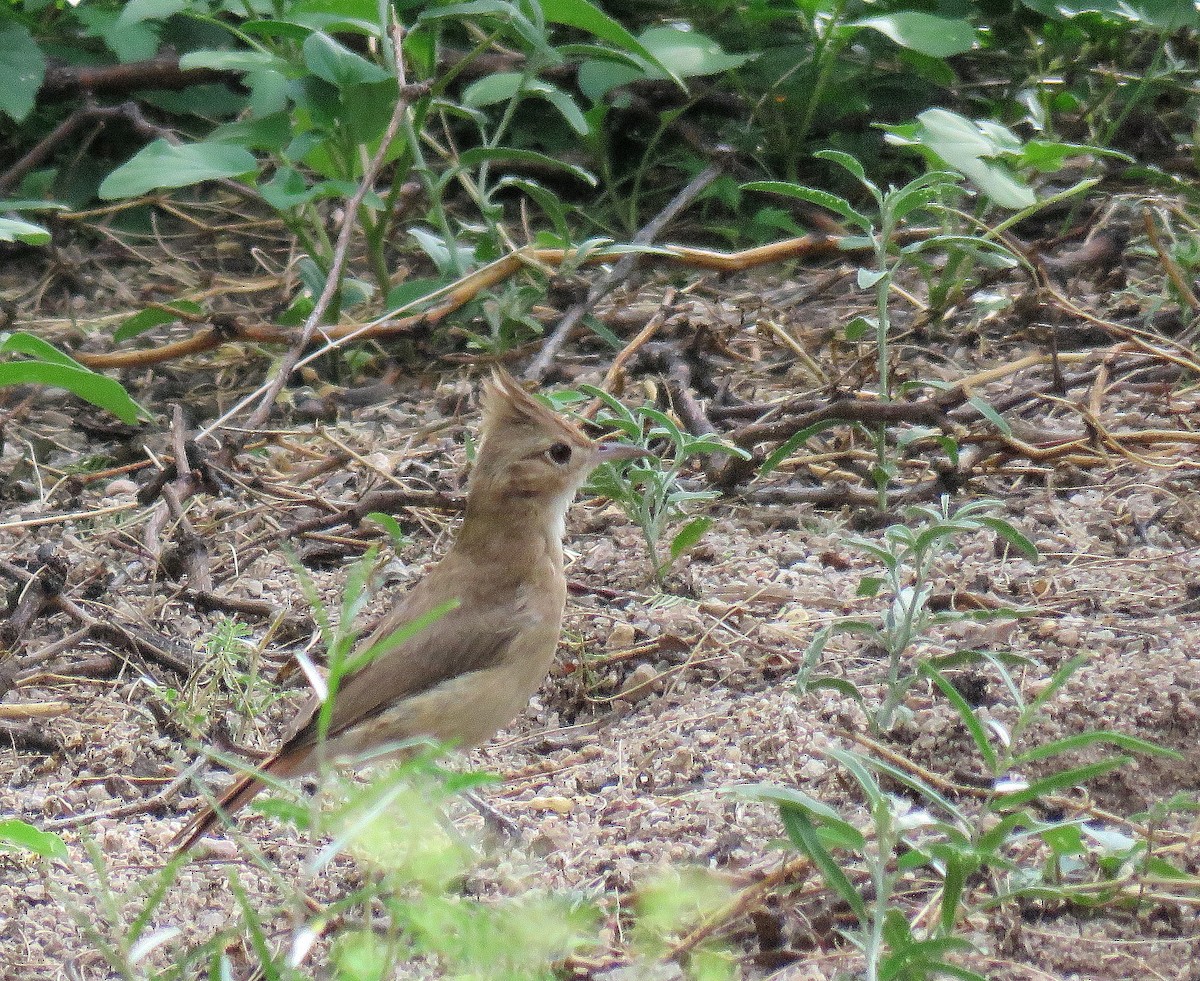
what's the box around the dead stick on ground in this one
[667,853,812,961]
[525,159,727,381]
[581,289,678,418]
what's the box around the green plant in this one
[566,385,747,587]
[800,496,1038,730]
[0,331,148,425]
[164,617,285,744]
[744,753,988,981]
[746,152,1021,508]
[925,652,1178,818]
[82,1,664,322]
[742,718,1184,981]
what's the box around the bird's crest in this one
[480,367,588,446]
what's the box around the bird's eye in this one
[547,442,572,465]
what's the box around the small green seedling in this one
[571,385,748,587]
[801,496,1037,730]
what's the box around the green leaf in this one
[814,148,869,186]
[462,73,590,135]
[74,6,161,63]
[577,25,753,101]
[457,146,596,186]
[856,576,884,598]
[976,516,1039,560]
[991,758,1131,810]
[850,13,978,57]
[804,676,865,703]
[0,216,50,245]
[113,301,203,343]
[670,516,712,560]
[742,181,872,233]
[0,360,148,424]
[0,23,46,123]
[885,109,1036,210]
[179,50,291,74]
[758,419,843,476]
[0,819,67,859]
[922,663,998,771]
[967,395,1013,434]
[636,26,752,78]
[844,316,874,341]
[118,0,187,23]
[779,808,866,920]
[738,785,865,843]
[385,276,453,312]
[0,330,85,368]
[542,0,666,74]
[302,31,390,89]
[365,511,406,549]
[1012,731,1180,766]
[858,267,886,289]
[99,140,258,199]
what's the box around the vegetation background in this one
[1,1,1199,978]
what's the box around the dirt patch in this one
[2,232,1199,980]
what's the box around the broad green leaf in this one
[0,361,148,424]
[0,216,50,245]
[365,511,406,549]
[0,819,67,859]
[885,109,1036,210]
[543,0,666,74]
[858,267,886,289]
[0,23,46,123]
[113,301,203,343]
[74,6,160,63]
[385,276,453,312]
[1019,139,1132,172]
[578,25,752,100]
[804,676,865,703]
[99,140,258,199]
[976,516,1038,560]
[258,167,313,210]
[118,0,187,23]
[462,74,590,135]
[209,113,292,152]
[635,26,752,78]
[814,148,869,186]
[302,31,390,89]
[850,13,977,57]
[844,316,874,341]
[742,181,872,233]
[0,330,86,368]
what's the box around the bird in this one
[172,367,646,853]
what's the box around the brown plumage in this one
[172,368,643,853]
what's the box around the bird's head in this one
[469,368,644,522]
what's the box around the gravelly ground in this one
[2,238,1200,980]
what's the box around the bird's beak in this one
[594,441,652,464]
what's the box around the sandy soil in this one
[2,233,1199,980]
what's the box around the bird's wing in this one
[279,556,518,752]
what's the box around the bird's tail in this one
[171,763,271,856]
